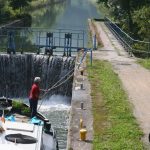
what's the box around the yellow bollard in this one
[80,128,87,141]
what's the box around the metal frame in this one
[0,27,86,55]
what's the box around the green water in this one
[31,0,101,30]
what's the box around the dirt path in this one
[90,21,150,147]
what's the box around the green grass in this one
[87,58,145,149]
[137,58,150,70]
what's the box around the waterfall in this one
[0,54,75,99]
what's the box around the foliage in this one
[22,107,30,115]
[133,6,150,42]
[97,0,150,42]
[12,100,24,109]
[0,0,33,25]
[0,0,15,24]
[97,0,108,6]
[12,100,30,116]
[9,0,32,12]
[17,13,32,26]
[137,59,150,70]
[87,57,144,149]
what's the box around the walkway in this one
[67,51,93,150]
[90,20,150,147]
[67,20,150,150]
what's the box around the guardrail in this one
[104,17,150,57]
[0,27,86,56]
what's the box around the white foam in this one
[38,95,71,111]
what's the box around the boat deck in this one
[0,121,43,150]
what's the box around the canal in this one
[30,0,101,149]
[31,0,101,30]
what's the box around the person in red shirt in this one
[29,77,41,118]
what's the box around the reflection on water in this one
[31,0,100,30]
[55,0,100,30]
[31,1,66,28]
[28,0,101,54]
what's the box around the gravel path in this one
[90,20,150,147]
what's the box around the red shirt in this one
[29,83,40,100]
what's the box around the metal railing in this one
[0,27,86,55]
[104,17,150,57]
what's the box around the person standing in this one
[29,77,41,118]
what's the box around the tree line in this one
[97,0,150,42]
[0,0,31,24]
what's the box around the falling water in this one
[0,53,75,149]
[0,54,75,98]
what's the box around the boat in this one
[0,97,59,150]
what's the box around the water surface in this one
[30,0,100,149]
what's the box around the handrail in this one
[105,17,149,44]
[0,27,86,55]
[104,17,150,57]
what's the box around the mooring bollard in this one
[80,70,84,76]
[81,102,84,109]
[80,128,87,141]
[80,83,84,90]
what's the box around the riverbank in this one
[89,19,150,149]
[67,18,150,149]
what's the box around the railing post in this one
[59,29,61,47]
[93,34,97,50]
[148,42,150,58]
[90,49,92,66]
[7,30,16,54]
[83,30,84,48]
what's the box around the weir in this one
[0,54,75,99]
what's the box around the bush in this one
[21,107,30,116]
[12,100,24,113]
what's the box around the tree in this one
[108,0,133,33]
[97,0,108,5]
[133,6,150,41]
[9,0,31,13]
[97,0,150,41]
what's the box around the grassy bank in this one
[137,59,150,70]
[87,57,144,149]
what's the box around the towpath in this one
[67,20,150,150]
[89,20,150,148]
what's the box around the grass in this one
[137,58,150,70]
[90,20,103,48]
[87,57,145,149]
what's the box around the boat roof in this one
[0,121,43,150]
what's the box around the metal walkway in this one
[0,27,90,56]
